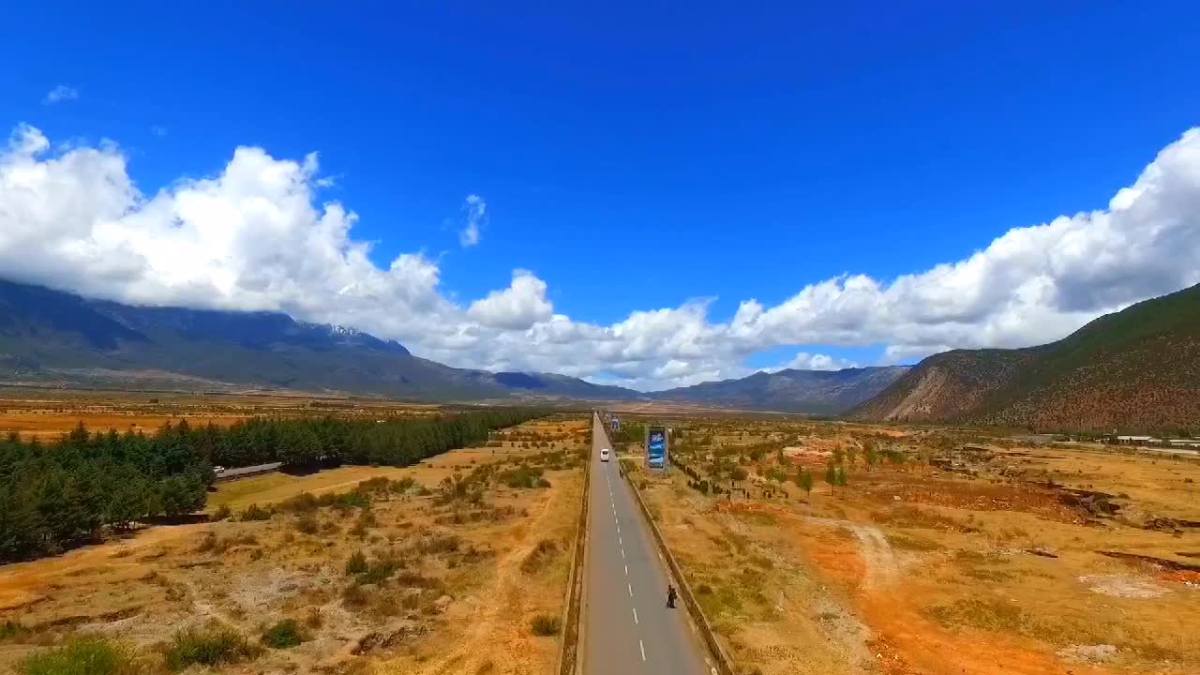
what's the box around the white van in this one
[600,448,611,462]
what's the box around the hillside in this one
[651,366,910,414]
[0,279,640,402]
[853,283,1200,432]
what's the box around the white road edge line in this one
[632,607,639,624]
[628,583,633,597]
[639,639,646,662]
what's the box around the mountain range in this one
[0,279,633,402]
[5,277,1195,429]
[852,282,1200,432]
[651,366,909,414]
[0,278,894,412]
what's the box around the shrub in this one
[345,551,368,575]
[530,614,561,636]
[211,504,232,521]
[350,509,376,537]
[20,637,139,675]
[1,620,28,641]
[295,514,319,535]
[261,619,306,649]
[520,539,558,574]
[278,492,318,513]
[239,504,271,521]
[196,532,223,554]
[303,608,323,629]
[357,558,399,586]
[341,583,369,608]
[498,465,546,489]
[165,624,258,670]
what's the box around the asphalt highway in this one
[581,412,712,675]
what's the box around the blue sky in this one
[2,2,1200,388]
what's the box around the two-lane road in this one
[582,413,712,675]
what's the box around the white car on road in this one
[600,448,611,462]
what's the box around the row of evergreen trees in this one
[0,408,542,562]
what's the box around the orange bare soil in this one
[0,417,587,675]
[632,416,1200,675]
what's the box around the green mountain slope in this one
[852,283,1200,432]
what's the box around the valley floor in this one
[0,417,587,675]
[626,417,1200,675]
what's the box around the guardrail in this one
[622,464,736,675]
[555,414,593,675]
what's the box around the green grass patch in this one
[165,624,258,670]
[21,637,140,675]
[261,619,306,649]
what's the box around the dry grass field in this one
[0,388,444,440]
[0,416,588,675]
[627,417,1200,675]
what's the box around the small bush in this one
[295,514,319,535]
[239,504,271,521]
[303,608,323,629]
[261,619,306,649]
[165,624,258,670]
[520,539,558,574]
[21,637,139,675]
[530,614,561,636]
[498,465,546,489]
[278,492,319,513]
[345,551,368,575]
[341,583,369,609]
[211,504,232,521]
[1,620,28,641]
[357,559,399,586]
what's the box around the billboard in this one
[646,426,668,470]
[610,416,620,433]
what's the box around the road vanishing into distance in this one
[582,412,713,675]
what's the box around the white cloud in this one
[43,85,79,105]
[459,194,486,247]
[766,352,857,373]
[467,270,553,330]
[2,123,1200,391]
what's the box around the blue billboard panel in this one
[647,427,667,469]
[610,416,620,433]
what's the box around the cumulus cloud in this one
[467,270,554,330]
[2,123,1199,390]
[460,194,486,247]
[43,85,79,105]
[766,352,858,373]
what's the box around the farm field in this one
[0,415,588,675]
[622,416,1200,675]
